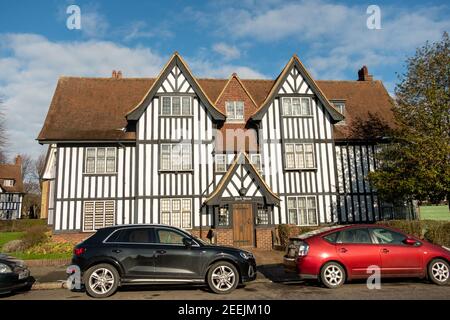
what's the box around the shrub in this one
[22,241,73,256]
[20,225,50,248]
[277,224,322,248]
[376,220,450,247]
[2,239,26,253]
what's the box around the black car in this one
[70,224,257,298]
[0,254,31,294]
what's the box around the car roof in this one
[99,224,187,232]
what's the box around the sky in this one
[0,0,448,159]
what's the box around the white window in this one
[160,198,192,229]
[160,96,192,116]
[83,201,115,231]
[160,144,192,171]
[288,196,317,226]
[250,154,262,172]
[2,180,14,187]
[85,147,116,174]
[225,101,245,122]
[282,97,312,116]
[285,143,315,169]
[333,102,346,124]
[215,154,227,172]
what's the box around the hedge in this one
[0,219,48,232]
[277,220,450,248]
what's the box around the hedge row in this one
[0,219,48,232]
[277,220,450,248]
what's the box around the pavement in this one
[1,249,449,300]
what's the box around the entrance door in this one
[233,203,254,247]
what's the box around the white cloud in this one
[0,34,265,158]
[0,34,165,158]
[81,10,109,38]
[212,43,241,60]
[212,0,450,79]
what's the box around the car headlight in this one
[240,251,253,260]
[0,263,12,273]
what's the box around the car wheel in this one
[84,263,119,298]
[207,261,239,294]
[320,262,346,289]
[428,259,449,285]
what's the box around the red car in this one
[283,225,450,288]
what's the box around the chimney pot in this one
[117,71,122,79]
[358,66,373,81]
[112,70,117,78]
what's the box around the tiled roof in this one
[0,163,24,193]
[38,74,394,142]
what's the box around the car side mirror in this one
[182,237,193,247]
[403,238,418,246]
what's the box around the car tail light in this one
[298,243,309,256]
[74,247,86,256]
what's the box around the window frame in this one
[2,179,14,187]
[160,198,192,229]
[84,147,117,174]
[250,154,262,172]
[159,143,193,172]
[160,96,192,116]
[287,196,318,226]
[332,101,346,124]
[225,101,245,123]
[83,200,115,232]
[215,154,227,173]
[282,97,313,117]
[284,143,315,170]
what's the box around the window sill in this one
[225,120,246,124]
[281,115,314,118]
[83,172,118,176]
[159,170,194,174]
[284,168,317,172]
[159,115,194,118]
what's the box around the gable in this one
[278,66,313,95]
[126,53,225,121]
[251,55,344,122]
[205,153,280,205]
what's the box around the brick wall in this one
[215,229,234,247]
[52,232,94,244]
[255,228,274,250]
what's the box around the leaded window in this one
[85,147,116,173]
[287,196,318,226]
[284,143,315,169]
[160,198,192,229]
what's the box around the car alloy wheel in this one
[429,259,450,285]
[321,262,345,288]
[207,261,239,294]
[84,263,119,298]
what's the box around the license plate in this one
[18,270,29,280]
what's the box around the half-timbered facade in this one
[0,156,24,220]
[38,53,414,249]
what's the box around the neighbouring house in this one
[37,53,416,249]
[0,156,25,220]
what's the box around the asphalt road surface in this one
[2,279,450,300]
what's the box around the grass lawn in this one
[420,205,450,221]
[0,232,24,250]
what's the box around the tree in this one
[20,152,47,218]
[369,32,450,211]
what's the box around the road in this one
[2,279,450,300]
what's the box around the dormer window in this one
[332,101,346,124]
[282,97,312,116]
[2,179,14,187]
[225,101,244,122]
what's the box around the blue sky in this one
[0,0,449,158]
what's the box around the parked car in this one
[0,254,31,294]
[69,224,257,298]
[283,225,450,288]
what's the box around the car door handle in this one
[112,249,121,253]
[339,248,348,253]
[156,250,166,255]
[381,248,389,254]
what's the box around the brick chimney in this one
[112,70,122,79]
[15,155,22,166]
[358,66,373,81]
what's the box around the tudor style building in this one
[38,53,415,249]
[0,156,25,220]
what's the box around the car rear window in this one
[105,228,155,244]
[323,232,339,243]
